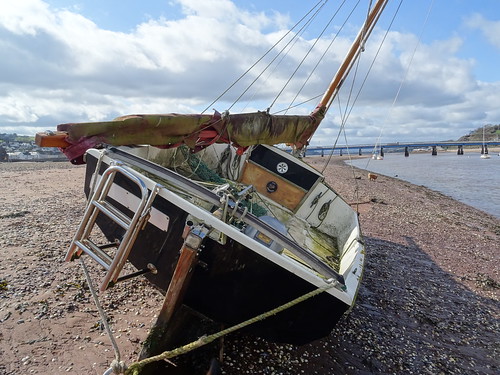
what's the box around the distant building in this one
[7,151,37,161]
[6,151,66,162]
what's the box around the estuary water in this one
[347,152,500,219]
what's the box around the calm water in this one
[347,152,500,219]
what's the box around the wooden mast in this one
[297,0,389,148]
[318,0,389,109]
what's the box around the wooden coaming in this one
[240,161,306,211]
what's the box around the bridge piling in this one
[306,140,500,156]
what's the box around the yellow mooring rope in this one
[124,281,336,375]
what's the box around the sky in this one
[1,0,500,146]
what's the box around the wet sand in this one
[0,159,498,374]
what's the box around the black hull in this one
[84,153,348,346]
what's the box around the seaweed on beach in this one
[0,210,30,219]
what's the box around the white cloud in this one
[465,13,500,50]
[0,0,54,35]
[0,0,498,148]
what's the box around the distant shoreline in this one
[313,152,500,219]
[308,146,500,158]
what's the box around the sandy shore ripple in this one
[0,159,498,374]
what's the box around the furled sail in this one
[50,106,326,161]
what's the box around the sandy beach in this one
[0,158,498,374]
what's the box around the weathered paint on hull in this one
[84,153,349,347]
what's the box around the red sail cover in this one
[57,107,326,160]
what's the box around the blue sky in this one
[1,0,500,146]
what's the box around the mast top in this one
[318,0,389,111]
[295,0,389,149]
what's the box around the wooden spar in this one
[318,0,389,110]
[297,0,389,148]
[35,131,71,148]
[139,225,209,363]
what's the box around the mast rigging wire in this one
[228,0,334,113]
[283,0,360,115]
[237,0,328,113]
[320,0,404,172]
[317,0,401,181]
[201,0,327,115]
[364,0,435,169]
[269,0,354,112]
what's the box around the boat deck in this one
[265,204,340,272]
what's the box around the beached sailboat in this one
[480,126,491,159]
[372,147,384,160]
[371,133,385,160]
[36,1,393,373]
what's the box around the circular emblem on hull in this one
[276,162,288,174]
[266,181,278,193]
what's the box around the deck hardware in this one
[310,191,324,207]
[276,161,288,174]
[318,200,332,221]
[237,184,254,197]
[266,181,278,193]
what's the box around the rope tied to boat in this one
[79,258,127,374]
[102,360,128,375]
[124,280,337,375]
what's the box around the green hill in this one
[458,124,500,142]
